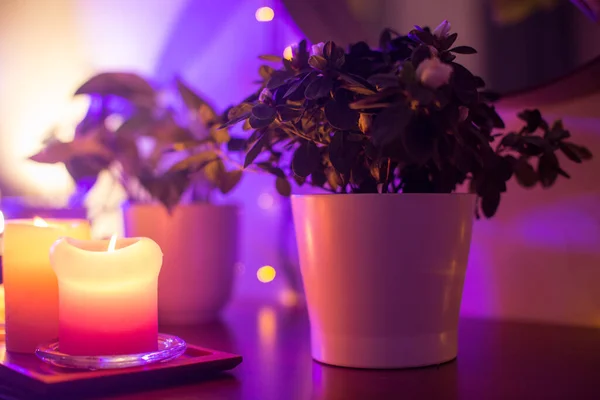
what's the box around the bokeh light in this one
[0,211,4,235]
[258,306,276,345]
[257,265,276,283]
[257,192,274,209]
[255,7,274,22]
[235,262,245,275]
[283,45,293,60]
[279,288,302,307]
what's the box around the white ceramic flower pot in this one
[123,203,239,325]
[291,193,475,369]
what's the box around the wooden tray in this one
[0,343,242,398]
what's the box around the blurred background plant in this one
[30,72,246,218]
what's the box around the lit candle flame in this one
[107,234,118,252]
[33,216,49,227]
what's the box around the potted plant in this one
[31,73,246,325]
[216,21,592,368]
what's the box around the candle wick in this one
[107,234,118,252]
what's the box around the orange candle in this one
[50,236,162,356]
[3,218,91,353]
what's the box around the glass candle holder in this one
[3,218,91,353]
[49,237,162,356]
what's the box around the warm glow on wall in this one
[0,0,185,198]
[255,6,275,22]
[257,265,276,283]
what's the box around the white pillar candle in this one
[49,236,162,356]
[3,218,91,353]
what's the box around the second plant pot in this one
[123,203,239,325]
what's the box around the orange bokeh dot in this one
[257,265,276,283]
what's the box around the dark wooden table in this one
[15,299,600,399]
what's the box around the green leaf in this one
[441,33,458,50]
[558,142,582,163]
[283,71,314,99]
[481,191,500,218]
[228,102,253,120]
[326,168,342,190]
[29,141,76,164]
[513,157,537,187]
[342,84,377,95]
[249,115,273,129]
[169,138,213,152]
[408,29,434,45]
[517,109,543,133]
[266,71,290,89]
[324,99,359,131]
[324,42,345,69]
[176,78,216,119]
[169,150,219,172]
[311,168,327,187]
[139,170,189,212]
[115,111,154,137]
[557,168,571,178]
[338,72,377,91]
[219,170,243,194]
[252,103,276,120]
[205,159,225,183]
[30,134,113,165]
[560,142,592,162]
[259,65,274,79]
[449,46,477,54]
[276,104,303,122]
[371,103,411,147]
[283,78,303,99]
[113,135,141,176]
[294,175,306,186]
[450,62,478,105]
[545,120,570,141]
[75,72,156,107]
[259,55,283,62]
[244,132,268,168]
[292,141,320,177]
[499,155,515,181]
[210,127,230,144]
[575,144,592,160]
[66,156,110,182]
[275,177,292,196]
[308,55,327,70]
[304,76,333,100]
[538,152,559,188]
[329,131,361,175]
[500,132,520,148]
[411,44,434,67]
[220,103,253,129]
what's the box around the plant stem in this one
[281,122,327,145]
